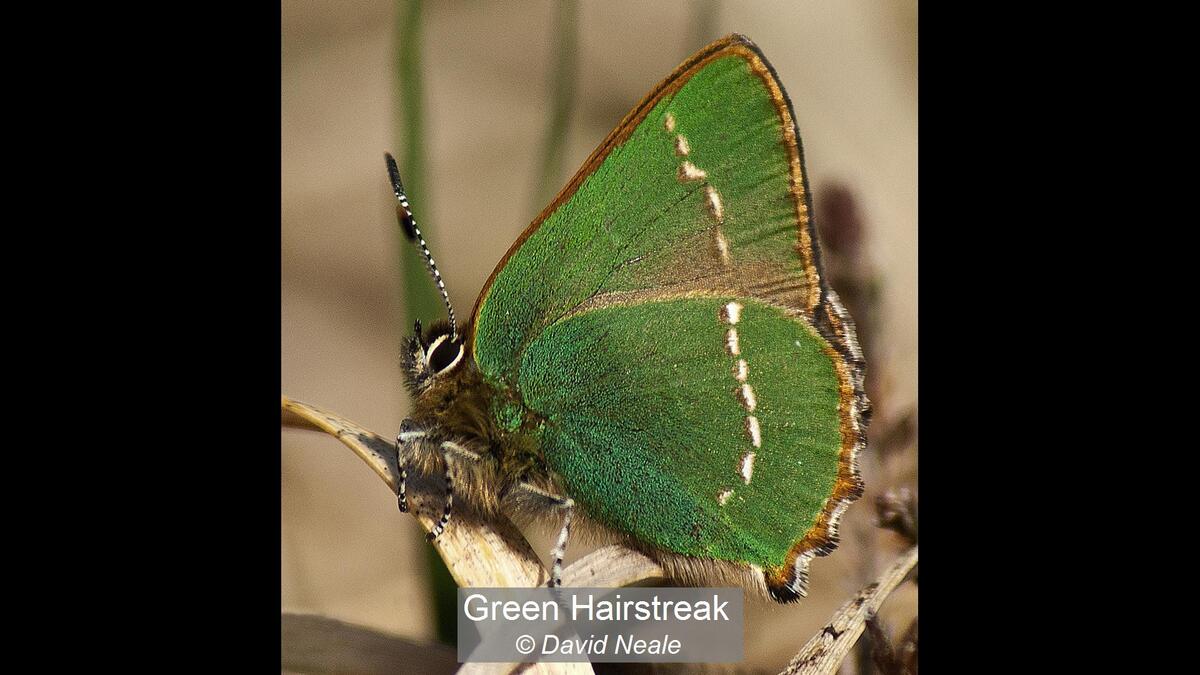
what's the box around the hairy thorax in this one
[405,335,556,519]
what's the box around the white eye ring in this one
[425,334,465,375]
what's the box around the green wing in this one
[470,35,866,600]
[519,297,843,562]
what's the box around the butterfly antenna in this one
[386,152,457,340]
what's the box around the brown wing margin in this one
[468,34,869,603]
[764,289,869,602]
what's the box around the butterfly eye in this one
[427,335,464,375]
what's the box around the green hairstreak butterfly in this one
[389,33,867,603]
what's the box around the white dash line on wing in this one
[714,229,732,267]
[675,135,690,156]
[745,416,762,448]
[739,384,757,412]
[721,301,742,325]
[739,451,757,484]
[678,161,707,182]
[704,185,724,223]
[664,112,729,267]
[664,112,760,501]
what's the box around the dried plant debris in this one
[281,613,457,674]
[875,488,917,547]
[865,613,918,675]
[778,547,917,675]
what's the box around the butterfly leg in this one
[516,483,575,587]
[549,501,575,588]
[395,419,427,513]
[427,453,454,541]
[427,441,483,541]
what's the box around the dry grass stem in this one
[779,545,918,675]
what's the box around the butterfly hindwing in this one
[470,35,865,600]
[518,296,843,563]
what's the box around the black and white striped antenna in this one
[385,152,457,340]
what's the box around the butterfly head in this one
[402,318,466,396]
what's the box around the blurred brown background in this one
[283,0,915,670]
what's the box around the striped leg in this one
[426,441,482,541]
[397,464,409,513]
[427,458,454,541]
[549,501,575,587]
[395,420,427,513]
[517,483,575,587]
